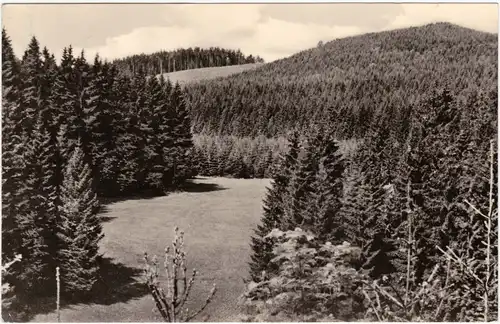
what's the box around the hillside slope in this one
[158,63,264,85]
[184,22,497,137]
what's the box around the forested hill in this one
[184,22,498,137]
[112,47,265,76]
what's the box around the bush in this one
[241,228,366,322]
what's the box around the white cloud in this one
[171,4,263,32]
[3,3,498,63]
[76,15,363,62]
[74,26,197,61]
[389,4,498,33]
[250,19,362,61]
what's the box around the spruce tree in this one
[56,142,103,295]
[52,46,82,159]
[248,130,300,281]
[339,161,372,249]
[349,109,402,279]
[73,50,91,153]
[29,116,60,277]
[40,47,57,106]
[403,88,461,282]
[2,28,22,262]
[2,28,20,111]
[262,149,275,178]
[205,141,220,176]
[84,57,119,195]
[282,140,315,229]
[3,35,54,307]
[171,82,195,184]
[306,139,345,241]
[143,75,170,192]
[133,69,156,192]
[219,137,234,176]
[20,36,43,135]
[4,135,52,304]
[114,74,142,194]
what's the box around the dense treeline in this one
[249,86,498,320]
[192,135,285,178]
[192,135,358,179]
[1,29,195,320]
[113,47,264,77]
[184,23,497,138]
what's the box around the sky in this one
[2,3,498,63]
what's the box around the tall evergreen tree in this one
[114,74,143,194]
[171,82,195,185]
[339,161,372,248]
[52,46,81,159]
[56,142,103,295]
[3,33,54,307]
[306,138,345,241]
[84,57,119,195]
[2,28,20,112]
[4,135,52,306]
[24,116,60,288]
[130,69,156,192]
[73,50,91,154]
[20,36,43,134]
[402,89,461,282]
[143,75,170,192]
[249,130,300,281]
[348,108,402,279]
[282,139,316,229]
[2,28,23,262]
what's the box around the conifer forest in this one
[1,10,499,323]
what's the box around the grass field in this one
[157,63,264,85]
[32,177,270,322]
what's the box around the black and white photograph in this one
[1,2,498,322]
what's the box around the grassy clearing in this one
[157,63,263,85]
[32,177,270,322]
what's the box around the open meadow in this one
[31,177,270,322]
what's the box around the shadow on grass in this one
[3,257,148,322]
[69,257,148,306]
[97,178,227,207]
[99,215,118,223]
[180,180,227,193]
[99,190,162,206]
[97,206,117,223]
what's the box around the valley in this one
[2,11,498,322]
[31,177,270,322]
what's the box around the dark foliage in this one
[245,23,497,321]
[193,134,285,179]
[113,46,264,77]
[1,29,198,320]
[184,23,496,138]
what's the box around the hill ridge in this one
[182,21,497,137]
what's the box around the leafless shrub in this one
[144,227,217,322]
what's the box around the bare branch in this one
[464,200,488,219]
[362,289,382,322]
[184,284,217,322]
[144,227,216,322]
